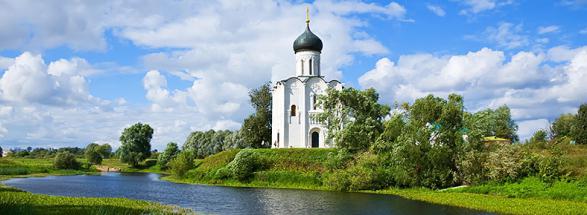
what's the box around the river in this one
[2,172,492,215]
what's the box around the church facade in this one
[271,15,343,148]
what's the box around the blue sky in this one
[0,0,586,150]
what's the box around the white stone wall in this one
[271,76,342,148]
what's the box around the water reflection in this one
[2,172,491,215]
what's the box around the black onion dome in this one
[293,25,323,53]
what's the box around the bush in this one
[169,151,194,178]
[324,169,352,191]
[53,152,80,170]
[226,149,260,181]
[325,149,353,170]
[538,155,564,182]
[144,159,157,167]
[484,144,525,183]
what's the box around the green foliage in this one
[325,149,353,170]
[551,114,575,139]
[183,130,244,159]
[0,146,3,158]
[53,152,80,170]
[169,150,194,178]
[464,105,519,142]
[452,177,587,203]
[484,144,526,183]
[227,149,261,181]
[157,142,180,169]
[119,123,153,167]
[98,144,112,158]
[317,87,390,152]
[85,143,103,165]
[240,83,272,148]
[572,104,587,144]
[527,130,549,148]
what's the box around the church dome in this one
[293,25,323,53]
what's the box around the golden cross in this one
[306,6,310,24]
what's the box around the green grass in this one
[449,177,587,202]
[0,158,90,180]
[0,184,192,215]
[369,188,587,215]
[101,159,164,173]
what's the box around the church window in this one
[290,105,297,116]
[313,95,317,110]
[309,59,313,75]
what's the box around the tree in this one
[317,87,390,152]
[240,83,272,148]
[572,104,587,144]
[0,146,3,158]
[529,130,548,144]
[119,123,154,167]
[85,143,103,165]
[169,150,194,178]
[54,151,80,169]
[158,142,180,169]
[551,114,575,139]
[464,105,518,142]
[98,144,112,158]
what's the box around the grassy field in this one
[0,184,191,215]
[370,188,587,215]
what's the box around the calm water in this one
[2,173,492,215]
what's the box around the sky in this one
[0,0,586,150]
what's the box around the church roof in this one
[293,9,323,53]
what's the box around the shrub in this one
[484,144,525,183]
[226,149,260,181]
[53,152,80,170]
[324,169,352,191]
[169,151,194,178]
[325,149,353,170]
[213,167,231,180]
[144,159,157,167]
[538,155,564,182]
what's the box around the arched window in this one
[313,95,317,110]
[309,59,313,75]
[290,105,297,116]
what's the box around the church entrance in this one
[311,131,319,148]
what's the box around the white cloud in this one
[458,0,513,15]
[474,22,529,49]
[517,119,550,140]
[359,46,587,140]
[537,25,560,34]
[427,4,446,16]
[0,52,100,106]
[0,1,409,149]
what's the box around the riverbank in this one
[0,158,192,214]
[0,184,191,214]
[159,148,587,215]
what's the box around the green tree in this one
[240,83,272,148]
[551,114,575,139]
[317,88,390,152]
[572,104,587,144]
[54,151,80,169]
[530,130,548,143]
[119,123,153,167]
[98,144,112,158]
[158,142,180,169]
[169,150,194,178]
[464,105,518,142]
[0,146,3,158]
[85,143,103,165]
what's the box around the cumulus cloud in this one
[0,52,101,106]
[359,46,587,140]
[427,4,446,16]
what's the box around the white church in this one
[271,12,343,148]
